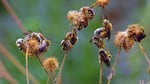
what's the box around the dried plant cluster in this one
[114,24,146,51]
[11,0,150,84]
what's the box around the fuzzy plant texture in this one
[0,0,150,84]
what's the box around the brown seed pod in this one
[114,31,134,52]
[43,57,59,72]
[98,48,112,67]
[80,6,95,20]
[127,24,146,42]
[16,32,50,56]
[96,0,109,8]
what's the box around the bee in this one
[61,39,73,52]
[80,6,95,20]
[61,28,78,52]
[90,34,104,48]
[16,32,50,56]
[98,48,112,67]
[102,19,112,40]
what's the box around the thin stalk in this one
[107,48,121,84]
[1,0,27,34]
[0,44,39,84]
[90,2,97,8]
[56,52,67,81]
[25,44,29,84]
[35,54,53,84]
[99,62,103,84]
[138,42,150,66]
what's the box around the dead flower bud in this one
[96,0,109,8]
[80,6,95,20]
[16,32,50,56]
[43,57,59,72]
[98,48,112,67]
[114,31,134,51]
[127,24,146,42]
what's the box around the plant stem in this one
[56,52,67,81]
[35,54,53,84]
[0,44,39,84]
[99,62,103,84]
[1,0,27,34]
[107,48,121,84]
[138,42,150,66]
[25,45,29,84]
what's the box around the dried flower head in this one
[16,32,50,56]
[148,67,150,75]
[43,57,59,72]
[98,48,112,67]
[67,10,88,30]
[96,0,109,8]
[80,6,95,20]
[114,31,134,51]
[127,24,146,42]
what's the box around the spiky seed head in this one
[127,24,146,42]
[43,57,59,72]
[114,31,134,51]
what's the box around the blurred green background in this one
[0,0,150,84]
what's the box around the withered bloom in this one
[43,57,59,72]
[127,24,146,42]
[114,31,134,51]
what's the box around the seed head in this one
[43,57,59,72]
[114,31,134,51]
[127,24,146,42]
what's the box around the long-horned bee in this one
[16,32,50,56]
[102,19,112,40]
[98,48,112,67]
[61,28,78,52]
